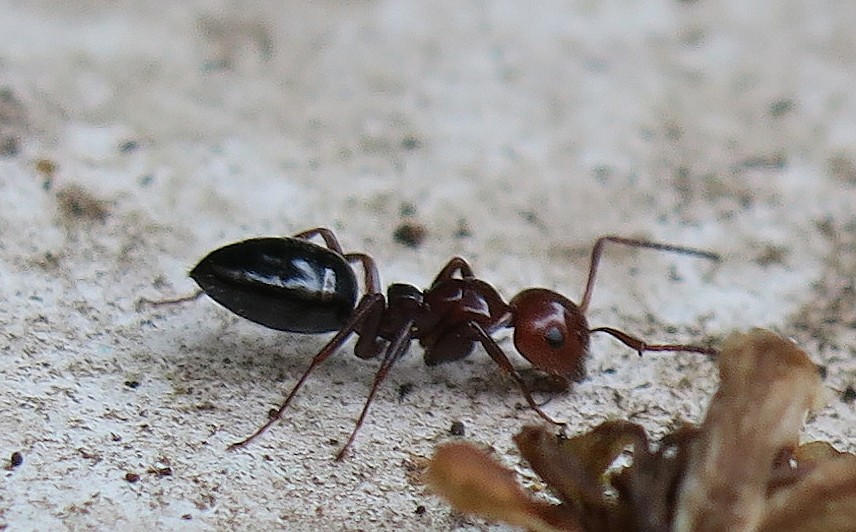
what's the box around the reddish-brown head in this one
[509,288,589,381]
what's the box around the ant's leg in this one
[290,229,380,295]
[344,252,381,295]
[143,231,342,309]
[469,322,565,426]
[579,236,720,313]
[590,326,718,357]
[292,227,344,254]
[227,293,386,451]
[334,318,415,461]
[431,257,475,285]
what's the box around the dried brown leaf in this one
[793,440,849,463]
[612,425,700,531]
[556,420,647,489]
[426,442,577,532]
[673,329,825,532]
[760,453,856,532]
[515,425,605,507]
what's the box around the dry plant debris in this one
[427,329,856,532]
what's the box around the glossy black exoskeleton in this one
[175,227,719,460]
[190,237,359,334]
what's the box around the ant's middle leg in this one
[590,326,718,357]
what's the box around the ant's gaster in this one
[151,228,718,460]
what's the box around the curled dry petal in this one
[518,421,653,530]
[514,425,605,507]
[551,420,647,496]
[793,440,849,463]
[612,424,700,531]
[426,442,577,532]
[673,329,826,532]
[760,453,856,531]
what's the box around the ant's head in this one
[509,288,589,381]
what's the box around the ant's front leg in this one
[469,322,565,426]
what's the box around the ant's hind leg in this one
[227,293,387,452]
[291,228,382,295]
[292,227,345,254]
[344,253,381,295]
[334,318,415,461]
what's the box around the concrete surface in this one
[1,1,856,530]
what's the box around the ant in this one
[150,228,719,460]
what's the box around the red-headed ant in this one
[151,228,718,460]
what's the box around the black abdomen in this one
[191,237,358,333]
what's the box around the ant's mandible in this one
[154,228,719,460]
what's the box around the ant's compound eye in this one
[543,326,564,349]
